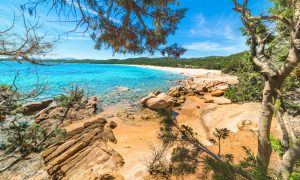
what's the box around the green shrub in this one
[270,136,284,157]
[224,53,264,102]
[159,112,177,144]
[203,147,274,179]
[170,146,200,175]
[0,84,20,116]
[225,72,264,102]
[2,121,66,154]
[54,86,85,107]
[290,171,300,180]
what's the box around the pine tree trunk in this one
[281,139,300,179]
[276,110,290,150]
[258,80,277,168]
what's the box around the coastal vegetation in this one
[39,51,247,70]
[0,0,299,179]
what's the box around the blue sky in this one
[0,0,271,60]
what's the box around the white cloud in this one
[65,0,120,24]
[184,41,242,52]
[61,35,90,41]
[188,14,240,40]
[195,14,206,25]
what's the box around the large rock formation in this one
[184,73,238,93]
[29,96,125,179]
[141,92,174,111]
[20,99,53,116]
[35,96,99,127]
[211,89,225,97]
[42,117,124,179]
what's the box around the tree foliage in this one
[224,52,264,102]
[0,12,55,63]
[161,43,187,59]
[0,120,66,154]
[232,0,300,178]
[23,0,187,55]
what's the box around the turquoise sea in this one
[0,62,185,106]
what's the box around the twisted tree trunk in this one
[258,79,278,168]
[281,139,300,179]
[232,0,300,177]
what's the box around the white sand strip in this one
[129,65,222,77]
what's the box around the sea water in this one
[0,62,185,106]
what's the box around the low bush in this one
[270,136,284,157]
[54,87,85,108]
[224,52,264,102]
[1,120,66,154]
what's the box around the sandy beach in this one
[129,65,222,77]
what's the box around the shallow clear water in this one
[0,62,185,106]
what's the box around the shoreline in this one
[128,64,222,77]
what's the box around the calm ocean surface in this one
[0,62,185,105]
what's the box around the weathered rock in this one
[35,105,57,123]
[211,90,225,97]
[85,96,99,113]
[0,114,6,121]
[167,86,188,97]
[35,97,100,126]
[42,117,124,179]
[103,114,115,119]
[103,127,117,143]
[204,98,214,103]
[0,152,50,180]
[140,94,156,105]
[202,102,260,132]
[178,96,186,101]
[202,86,209,92]
[21,99,53,115]
[141,115,150,120]
[212,96,232,105]
[142,93,174,111]
[114,86,130,92]
[152,91,161,96]
[184,73,238,94]
[109,121,117,129]
[204,97,214,103]
[237,119,258,131]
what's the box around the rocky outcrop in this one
[168,86,189,97]
[35,97,99,126]
[167,86,191,105]
[211,89,225,97]
[184,73,238,94]
[0,115,5,121]
[114,86,130,92]
[20,99,53,116]
[42,117,124,179]
[202,102,260,132]
[141,92,174,111]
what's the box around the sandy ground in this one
[102,95,278,179]
[129,65,222,77]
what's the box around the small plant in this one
[159,112,177,144]
[161,43,187,59]
[224,53,264,103]
[290,171,300,180]
[0,84,20,116]
[270,136,285,157]
[54,85,85,108]
[170,146,200,175]
[146,144,171,179]
[202,146,274,179]
[0,85,84,172]
[209,128,231,157]
[1,119,66,154]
